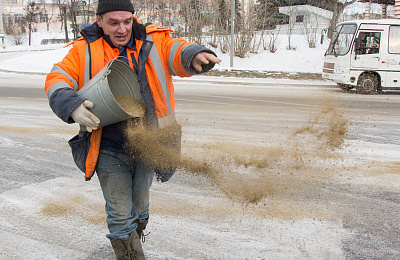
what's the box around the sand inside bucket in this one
[115,95,145,118]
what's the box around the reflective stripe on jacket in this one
[44,17,215,180]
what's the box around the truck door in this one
[351,31,381,69]
[385,25,400,89]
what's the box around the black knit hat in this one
[96,0,135,15]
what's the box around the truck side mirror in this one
[320,29,327,44]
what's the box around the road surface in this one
[0,72,399,259]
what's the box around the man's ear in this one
[96,15,103,27]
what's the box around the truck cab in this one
[322,20,400,94]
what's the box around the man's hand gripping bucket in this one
[77,59,144,127]
[69,59,144,175]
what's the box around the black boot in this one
[111,231,145,260]
[135,218,149,242]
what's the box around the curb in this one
[203,69,324,81]
[0,69,47,76]
[0,68,332,86]
[0,68,325,81]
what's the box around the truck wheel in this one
[356,73,379,94]
[338,83,354,91]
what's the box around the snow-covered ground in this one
[0,29,330,75]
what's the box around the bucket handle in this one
[113,56,138,72]
[83,58,129,87]
[101,57,137,81]
[99,60,115,80]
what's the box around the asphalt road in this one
[1,72,399,259]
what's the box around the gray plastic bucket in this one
[77,59,143,127]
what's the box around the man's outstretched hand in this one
[191,52,221,72]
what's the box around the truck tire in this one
[338,83,354,91]
[356,73,379,94]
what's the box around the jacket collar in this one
[103,33,136,50]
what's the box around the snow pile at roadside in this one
[0,30,329,75]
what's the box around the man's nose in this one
[117,23,126,33]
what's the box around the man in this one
[44,0,221,259]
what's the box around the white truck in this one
[322,19,400,94]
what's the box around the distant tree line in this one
[2,0,362,52]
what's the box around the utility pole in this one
[230,0,235,67]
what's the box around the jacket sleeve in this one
[181,44,216,75]
[161,32,217,77]
[44,44,85,123]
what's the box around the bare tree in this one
[3,14,26,36]
[39,0,56,31]
[53,0,69,30]
[160,1,171,26]
[265,28,280,53]
[213,0,261,57]
[51,0,70,42]
[299,10,318,48]
[234,1,259,57]
[206,0,226,48]
[327,0,357,39]
[24,1,42,45]
[3,14,27,46]
[234,0,243,33]
[285,6,296,50]
[217,0,229,31]
[131,0,146,21]
[181,0,204,44]
[256,0,281,30]
[84,0,91,23]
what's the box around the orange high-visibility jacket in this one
[45,17,215,180]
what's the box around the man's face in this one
[97,11,133,47]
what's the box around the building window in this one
[40,14,48,23]
[296,15,304,23]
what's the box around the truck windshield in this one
[326,24,357,56]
